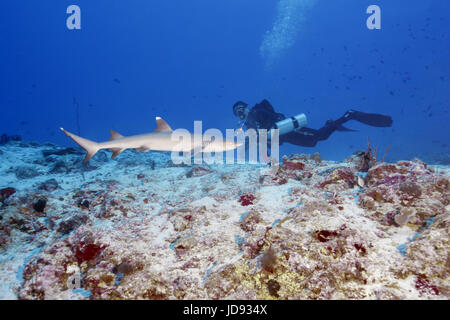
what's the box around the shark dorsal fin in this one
[154,117,173,132]
[109,130,124,141]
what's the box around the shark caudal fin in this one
[60,128,101,162]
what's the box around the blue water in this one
[1,0,449,162]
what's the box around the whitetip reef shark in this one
[61,117,241,162]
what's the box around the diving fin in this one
[346,110,393,127]
[336,124,358,132]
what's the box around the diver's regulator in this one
[273,113,307,136]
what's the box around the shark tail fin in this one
[60,128,101,162]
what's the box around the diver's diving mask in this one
[234,104,248,120]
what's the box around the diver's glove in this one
[345,110,393,127]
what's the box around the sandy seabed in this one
[0,141,448,300]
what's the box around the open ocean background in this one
[1,0,449,162]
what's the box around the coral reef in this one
[0,134,21,145]
[0,141,448,300]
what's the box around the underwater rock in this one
[313,229,339,243]
[49,160,70,174]
[165,160,189,167]
[282,159,305,170]
[169,208,194,232]
[113,261,135,275]
[57,212,89,234]
[319,167,356,190]
[239,210,262,232]
[0,187,16,204]
[186,166,212,178]
[42,147,82,157]
[267,279,281,298]
[0,134,21,145]
[78,161,98,172]
[7,216,35,233]
[14,166,41,179]
[394,208,416,226]
[95,150,109,163]
[38,179,59,192]
[77,199,90,210]
[399,182,422,198]
[33,198,47,214]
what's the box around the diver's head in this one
[233,101,249,120]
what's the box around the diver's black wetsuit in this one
[243,99,393,147]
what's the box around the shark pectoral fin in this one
[110,148,125,159]
[153,117,173,132]
[109,130,124,141]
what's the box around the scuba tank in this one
[273,113,307,136]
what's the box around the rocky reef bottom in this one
[0,141,448,300]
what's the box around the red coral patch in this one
[314,230,338,242]
[0,187,16,203]
[283,160,305,170]
[239,193,255,206]
[75,241,105,263]
[415,274,439,295]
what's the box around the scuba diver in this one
[233,99,393,147]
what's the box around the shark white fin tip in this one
[154,117,173,132]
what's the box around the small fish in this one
[357,176,365,188]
